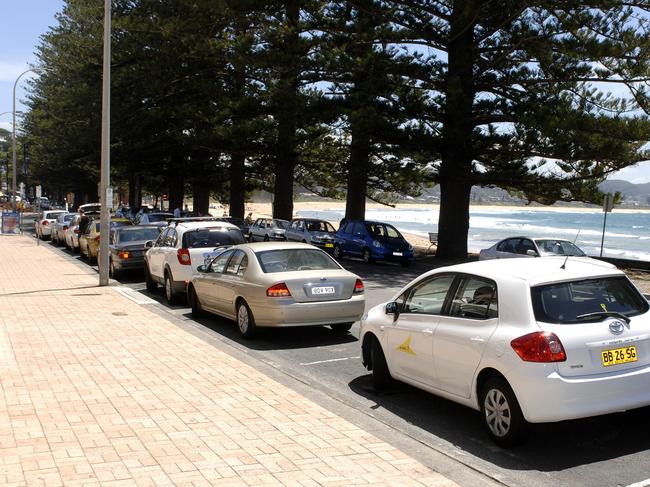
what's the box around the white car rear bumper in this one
[511,363,650,423]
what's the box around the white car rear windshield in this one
[182,228,245,248]
[257,249,341,273]
[531,276,648,324]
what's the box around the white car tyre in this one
[480,376,529,447]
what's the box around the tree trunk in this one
[229,153,245,218]
[272,0,300,221]
[192,179,210,216]
[345,120,370,219]
[168,153,184,212]
[436,1,477,259]
[128,175,142,210]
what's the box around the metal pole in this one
[599,210,608,258]
[12,70,41,214]
[99,0,111,286]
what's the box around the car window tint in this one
[118,228,161,243]
[517,239,536,255]
[449,277,498,319]
[502,238,519,253]
[237,255,248,276]
[183,228,245,248]
[352,223,365,235]
[156,228,169,246]
[225,251,245,275]
[257,249,340,273]
[403,275,455,315]
[531,276,648,324]
[210,250,234,273]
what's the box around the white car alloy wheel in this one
[484,388,510,438]
[164,273,176,305]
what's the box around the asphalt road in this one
[27,225,650,487]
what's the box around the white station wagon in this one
[360,257,650,446]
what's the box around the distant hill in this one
[599,180,650,206]
[286,179,650,208]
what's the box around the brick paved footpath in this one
[0,235,457,487]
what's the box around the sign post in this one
[600,193,614,258]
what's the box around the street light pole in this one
[99,0,111,286]
[12,70,44,212]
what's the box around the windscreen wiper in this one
[576,311,630,324]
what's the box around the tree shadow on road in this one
[348,374,650,472]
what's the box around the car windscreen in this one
[365,223,401,238]
[531,276,649,324]
[535,239,586,257]
[256,248,341,273]
[306,221,335,233]
[272,220,289,229]
[182,228,245,248]
[64,214,76,222]
[147,214,172,222]
[116,227,161,243]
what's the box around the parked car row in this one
[42,208,648,448]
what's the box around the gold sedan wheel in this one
[237,301,256,339]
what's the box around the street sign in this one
[603,193,614,213]
[106,187,114,210]
[35,185,42,198]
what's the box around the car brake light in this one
[511,332,566,363]
[177,248,191,265]
[94,235,101,242]
[42,220,48,226]
[354,278,364,293]
[267,283,291,297]
[118,251,129,259]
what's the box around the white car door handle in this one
[470,337,485,343]
[422,329,433,335]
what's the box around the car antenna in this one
[560,254,569,270]
[573,229,581,243]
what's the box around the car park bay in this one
[32,218,650,487]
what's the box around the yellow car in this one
[79,217,132,261]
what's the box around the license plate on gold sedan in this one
[601,346,637,367]
[312,286,335,295]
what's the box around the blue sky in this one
[1,1,649,184]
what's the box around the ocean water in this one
[295,207,650,262]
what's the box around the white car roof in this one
[432,257,621,287]
[175,221,239,231]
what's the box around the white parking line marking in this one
[113,286,157,305]
[300,356,360,366]
[626,479,650,487]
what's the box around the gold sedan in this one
[188,242,365,338]
[79,217,133,261]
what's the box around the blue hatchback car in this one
[334,220,414,266]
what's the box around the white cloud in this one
[0,122,12,132]
[0,62,31,83]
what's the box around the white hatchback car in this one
[360,257,650,446]
[35,210,67,239]
[144,218,246,305]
